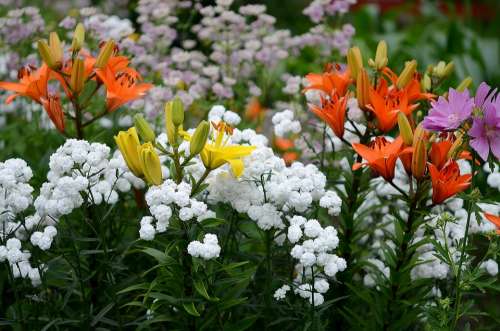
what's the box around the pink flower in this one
[422,88,474,131]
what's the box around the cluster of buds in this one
[0,24,152,138]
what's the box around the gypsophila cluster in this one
[142,179,215,240]
[187,233,221,260]
[272,110,301,137]
[208,104,241,126]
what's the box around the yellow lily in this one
[138,142,163,185]
[199,122,256,177]
[114,127,143,177]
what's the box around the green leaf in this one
[183,302,201,317]
[200,217,226,228]
[194,279,219,302]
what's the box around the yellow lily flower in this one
[138,142,163,185]
[114,127,143,177]
[199,122,256,177]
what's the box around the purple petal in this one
[491,135,500,160]
[469,136,490,161]
[468,117,485,138]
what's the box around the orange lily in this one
[428,160,471,204]
[245,97,265,122]
[309,92,348,138]
[430,140,453,170]
[352,136,404,181]
[484,213,500,234]
[304,63,351,97]
[96,66,152,112]
[275,138,298,165]
[0,65,50,104]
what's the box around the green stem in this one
[190,168,211,197]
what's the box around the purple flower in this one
[422,88,474,131]
[468,83,500,161]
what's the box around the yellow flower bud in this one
[347,46,363,81]
[190,120,210,156]
[49,32,63,68]
[114,128,143,177]
[71,23,85,51]
[433,61,446,77]
[456,76,473,92]
[421,73,431,92]
[134,114,156,143]
[95,40,115,69]
[70,58,85,93]
[447,132,464,159]
[443,61,454,77]
[38,40,58,70]
[397,112,413,146]
[374,40,388,70]
[164,102,178,146]
[396,60,417,89]
[411,124,427,179]
[138,143,163,185]
[356,69,370,110]
[171,97,184,127]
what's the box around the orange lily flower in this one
[430,140,453,170]
[309,92,348,138]
[0,65,50,104]
[484,213,500,234]
[352,136,404,181]
[428,160,471,204]
[304,63,351,97]
[96,66,153,112]
[245,97,265,122]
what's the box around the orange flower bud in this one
[347,47,363,81]
[356,69,370,109]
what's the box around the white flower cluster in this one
[363,258,390,288]
[0,158,33,222]
[207,104,241,126]
[35,139,144,219]
[141,179,215,240]
[0,238,41,286]
[480,259,499,276]
[275,216,346,305]
[0,140,144,286]
[272,109,301,137]
[319,191,342,216]
[187,233,221,260]
[484,163,500,191]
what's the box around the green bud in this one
[190,120,210,156]
[38,40,58,69]
[397,112,413,146]
[421,73,431,92]
[165,102,177,146]
[49,32,63,67]
[456,76,473,92]
[71,23,85,51]
[374,40,388,70]
[95,40,115,69]
[396,60,417,89]
[134,114,156,143]
[171,97,184,127]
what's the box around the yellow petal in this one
[227,158,244,177]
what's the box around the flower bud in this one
[396,60,417,89]
[95,40,115,69]
[38,40,58,70]
[190,120,210,156]
[49,32,63,68]
[347,46,363,81]
[374,40,388,70]
[356,69,370,109]
[447,132,464,159]
[138,142,163,185]
[164,102,177,146]
[411,124,427,179]
[421,73,431,92]
[134,114,156,143]
[70,58,85,93]
[397,112,413,146]
[171,97,184,127]
[443,61,454,77]
[456,76,473,92]
[71,23,85,51]
[114,128,143,177]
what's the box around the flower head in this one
[304,63,351,97]
[309,92,348,138]
[422,88,474,131]
[352,136,404,181]
[200,122,256,177]
[428,160,471,204]
[468,84,500,161]
[0,65,50,104]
